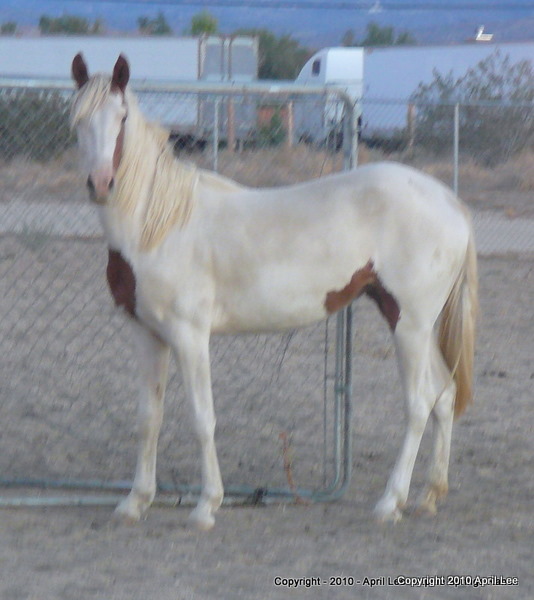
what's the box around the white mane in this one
[71,74,114,125]
[72,76,198,251]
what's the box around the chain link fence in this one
[0,82,357,504]
[0,81,533,505]
[359,97,534,253]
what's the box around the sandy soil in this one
[0,245,532,599]
[0,152,532,599]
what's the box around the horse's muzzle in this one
[87,175,114,204]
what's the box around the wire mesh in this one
[1,81,533,507]
[0,82,355,504]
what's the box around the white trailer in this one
[363,41,534,100]
[296,42,534,138]
[295,47,364,144]
[0,35,258,82]
[0,35,258,134]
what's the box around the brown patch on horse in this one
[325,260,376,314]
[113,122,125,171]
[324,260,400,330]
[106,249,136,318]
[365,277,400,331]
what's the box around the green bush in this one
[258,107,286,147]
[411,51,534,165]
[0,88,75,161]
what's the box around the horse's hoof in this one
[112,495,148,525]
[415,484,446,516]
[111,507,141,526]
[414,503,437,517]
[188,505,215,531]
[374,497,404,524]
[415,494,438,517]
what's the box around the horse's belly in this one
[211,293,327,334]
[211,262,366,334]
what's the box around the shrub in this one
[258,107,286,147]
[0,88,74,161]
[411,51,534,165]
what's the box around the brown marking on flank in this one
[324,260,400,331]
[324,260,376,315]
[106,249,136,318]
[365,278,400,331]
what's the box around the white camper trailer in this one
[0,35,258,136]
[0,35,258,82]
[295,47,364,144]
[297,42,534,141]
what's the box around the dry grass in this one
[402,150,534,195]
[195,145,345,187]
[194,144,378,187]
[1,143,532,215]
[416,157,488,187]
[499,150,534,192]
[0,153,86,203]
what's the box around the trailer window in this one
[312,59,321,76]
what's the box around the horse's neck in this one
[109,112,199,252]
[114,113,163,215]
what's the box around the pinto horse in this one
[70,54,477,530]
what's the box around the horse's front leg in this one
[114,326,170,523]
[171,319,223,531]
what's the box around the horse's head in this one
[71,53,130,204]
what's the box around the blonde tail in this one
[438,223,478,418]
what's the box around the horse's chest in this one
[106,249,137,318]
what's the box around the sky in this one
[1,0,533,46]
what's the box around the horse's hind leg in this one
[171,320,223,531]
[417,344,456,515]
[114,327,170,523]
[374,320,436,523]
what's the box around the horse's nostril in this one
[109,178,115,190]
[87,176,96,199]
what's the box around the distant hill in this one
[1,0,533,49]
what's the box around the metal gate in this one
[0,79,359,508]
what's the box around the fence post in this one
[212,97,220,172]
[342,96,358,170]
[407,103,416,158]
[285,100,294,149]
[453,103,460,195]
[227,98,235,153]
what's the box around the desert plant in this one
[258,107,286,147]
[411,51,534,165]
[0,89,74,161]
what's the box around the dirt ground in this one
[0,253,532,600]
[0,153,532,599]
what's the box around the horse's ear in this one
[112,54,130,93]
[72,53,89,89]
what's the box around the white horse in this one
[70,54,478,530]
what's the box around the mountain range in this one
[1,0,534,48]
